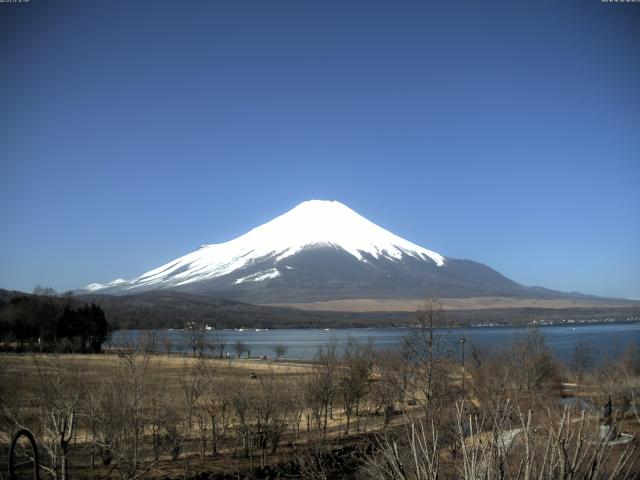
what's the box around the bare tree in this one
[90,350,152,478]
[366,401,638,480]
[364,420,439,480]
[372,349,409,426]
[32,356,80,480]
[405,299,447,411]
[184,325,207,357]
[593,345,640,428]
[234,340,249,358]
[289,375,308,439]
[202,367,234,456]
[213,331,228,358]
[33,285,57,297]
[505,327,561,406]
[254,367,290,462]
[572,341,595,386]
[338,338,372,434]
[138,330,159,354]
[305,340,338,436]
[148,388,171,461]
[272,344,288,361]
[295,437,342,480]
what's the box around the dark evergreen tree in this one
[0,296,110,353]
[87,303,108,352]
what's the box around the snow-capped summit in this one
[83,200,527,302]
[214,199,445,266]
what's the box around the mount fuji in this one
[83,200,572,303]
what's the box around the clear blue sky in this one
[1,1,639,299]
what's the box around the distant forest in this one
[0,287,108,353]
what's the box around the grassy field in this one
[273,296,640,312]
[1,339,638,480]
[0,351,418,479]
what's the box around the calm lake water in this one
[109,321,640,364]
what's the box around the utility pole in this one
[459,337,466,397]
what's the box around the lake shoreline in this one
[109,317,640,333]
[109,321,640,363]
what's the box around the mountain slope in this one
[83,200,580,303]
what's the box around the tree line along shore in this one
[3,287,639,334]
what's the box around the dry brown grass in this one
[0,352,314,417]
[270,296,636,312]
[0,352,415,479]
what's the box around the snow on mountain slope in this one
[85,200,445,292]
[85,279,127,291]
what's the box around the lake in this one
[109,321,640,364]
